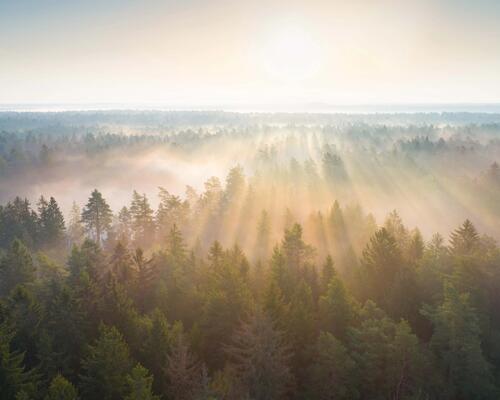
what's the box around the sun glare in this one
[260,26,323,83]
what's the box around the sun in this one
[260,26,323,83]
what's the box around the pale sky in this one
[1,0,500,106]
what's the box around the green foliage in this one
[0,239,35,296]
[81,189,113,244]
[44,374,78,400]
[125,364,159,400]
[38,196,65,248]
[1,185,500,399]
[422,282,497,399]
[130,191,155,247]
[165,332,209,400]
[449,219,480,256]
[306,331,358,400]
[319,269,358,340]
[0,323,37,399]
[225,310,293,400]
[79,325,133,400]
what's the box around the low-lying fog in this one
[2,111,500,254]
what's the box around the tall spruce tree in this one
[0,239,35,296]
[130,191,155,248]
[422,282,497,399]
[38,196,65,247]
[79,325,133,400]
[225,310,293,400]
[81,189,112,244]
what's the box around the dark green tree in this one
[306,331,358,400]
[38,196,65,247]
[0,323,37,399]
[125,364,159,400]
[44,374,78,400]
[79,325,133,400]
[422,282,497,399]
[81,189,113,244]
[0,239,35,296]
[319,269,358,340]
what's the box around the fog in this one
[2,110,500,260]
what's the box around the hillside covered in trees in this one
[1,111,500,399]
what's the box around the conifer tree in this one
[0,239,35,296]
[81,189,113,244]
[320,255,335,294]
[109,241,134,283]
[306,331,358,400]
[130,191,155,248]
[156,188,190,239]
[422,282,496,399]
[79,325,133,400]
[449,219,480,256]
[67,202,84,246]
[0,323,37,399]
[319,269,357,340]
[44,374,78,400]
[165,332,209,400]
[117,206,132,242]
[225,310,293,400]
[38,196,65,247]
[125,364,159,400]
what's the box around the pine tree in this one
[38,196,65,247]
[407,228,424,262]
[422,282,497,399]
[165,332,209,400]
[79,325,133,400]
[306,331,358,400]
[282,223,313,272]
[156,187,189,240]
[449,219,480,256]
[130,191,155,248]
[132,248,155,313]
[351,303,433,399]
[141,309,173,394]
[207,240,224,270]
[0,239,35,296]
[320,255,335,294]
[225,310,293,400]
[263,281,288,329]
[360,228,403,310]
[329,200,347,254]
[0,197,39,248]
[125,364,159,400]
[0,323,37,399]
[81,189,113,244]
[166,224,187,266]
[319,269,357,340]
[67,202,85,246]
[117,206,132,242]
[109,241,134,283]
[44,374,78,400]
[384,210,409,251]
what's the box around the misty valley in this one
[1,110,500,399]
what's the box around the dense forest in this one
[1,111,500,399]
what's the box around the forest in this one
[1,111,500,399]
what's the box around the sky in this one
[1,0,500,107]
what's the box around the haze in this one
[2,0,500,106]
